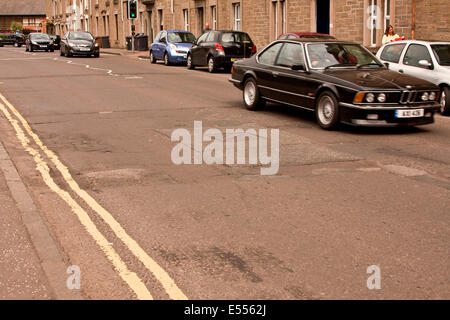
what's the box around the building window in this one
[233,3,241,31]
[96,16,99,36]
[272,1,278,39]
[369,0,378,47]
[197,7,204,33]
[158,9,163,31]
[384,0,391,31]
[115,14,118,40]
[281,0,287,34]
[211,6,217,30]
[183,9,189,31]
[103,16,106,35]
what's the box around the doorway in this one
[316,0,330,34]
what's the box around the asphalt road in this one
[0,47,449,300]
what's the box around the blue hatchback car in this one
[150,30,196,65]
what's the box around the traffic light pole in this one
[131,20,135,53]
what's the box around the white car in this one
[376,40,450,115]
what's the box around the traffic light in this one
[128,0,137,20]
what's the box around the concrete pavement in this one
[0,46,448,300]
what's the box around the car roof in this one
[165,30,193,33]
[276,38,353,44]
[283,32,335,37]
[382,39,450,46]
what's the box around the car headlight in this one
[377,93,386,103]
[169,43,177,51]
[94,43,99,47]
[31,41,37,45]
[429,92,436,101]
[365,93,375,103]
[421,92,429,101]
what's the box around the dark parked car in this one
[230,39,441,130]
[0,33,25,47]
[150,30,196,65]
[187,30,256,73]
[49,35,61,50]
[25,33,54,52]
[60,31,99,57]
[278,32,336,40]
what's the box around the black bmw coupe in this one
[230,39,441,130]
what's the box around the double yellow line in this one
[0,92,187,300]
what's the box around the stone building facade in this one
[46,0,450,50]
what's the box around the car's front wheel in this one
[316,91,340,130]
[440,86,450,116]
[164,52,170,66]
[243,77,265,110]
[150,51,156,63]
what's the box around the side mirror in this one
[418,59,433,69]
[384,62,390,69]
[291,64,305,71]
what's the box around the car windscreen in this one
[431,44,450,66]
[167,32,195,43]
[221,32,252,44]
[30,34,50,40]
[307,43,381,69]
[69,32,94,41]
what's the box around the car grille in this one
[399,90,437,104]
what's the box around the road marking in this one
[125,76,143,79]
[0,92,188,300]
[0,57,52,61]
[0,101,153,300]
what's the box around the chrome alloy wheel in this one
[317,95,336,125]
[244,80,256,106]
[441,90,446,114]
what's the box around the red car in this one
[278,32,336,40]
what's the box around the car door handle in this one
[399,69,404,73]
[272,71,279,77]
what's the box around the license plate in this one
[80,48,90,51]
[183,54,187,59]
[395,109,424,118]
[40,45,47,48]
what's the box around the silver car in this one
[376,40,450,115]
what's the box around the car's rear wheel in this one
[150,51,156,63]
[164,52,170,66]
[187,54,195,69]
[243,77,265,110]
[208,56,217,73]
[316,91,340,130]
[440,86,450,116]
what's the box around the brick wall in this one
[46,0,450,50]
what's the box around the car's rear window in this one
[221,32,252,43]
[380,43,406,63]
[431,44,450,66]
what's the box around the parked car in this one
[278,32,336,40]
[187,30,256,73]
[230,39,441,130]
[25,33,54,52]
[60,31,99,58]
[0,33,25,47]
[49,35,61,50]
[150,30,196,65]
[376,40,450,115]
